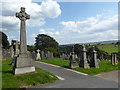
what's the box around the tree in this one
[74,44,82,55]
[87,45,110,60]
[1,31,10,49]
[35,34,59,51]
[27,45,35,52]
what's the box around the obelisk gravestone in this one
[13,7,35,75]
[79,44,90,69]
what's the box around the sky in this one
[1,0,118,45]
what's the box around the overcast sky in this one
[1,0,118,45]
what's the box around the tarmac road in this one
[28,61,118,88]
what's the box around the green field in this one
[2,58,59,88]
[96,44,118,55]
[39,58,119,75]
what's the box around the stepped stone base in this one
[13,66,35,75]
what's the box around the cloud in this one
[57,14,118,44]
[1,0,61,31]
[39,28,60,35]
[41,0,61,18]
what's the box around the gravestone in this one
[31,51,36,59]
[100,54,104,61]
[111,53,118,65]
[79,45,90,69]
[14,40,19,57]
[62,53,65,60]
[41,51,46,60]
[69,52,79,69]
[11,46,14,58]
[89,46,99,68]
[13,7,35,75]
[50,52,53,60]
[66,54,70,60]
[46,51,51,60]
[36,49,41,60]
[11,40,20,57]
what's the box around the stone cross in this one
[13,7,35,75]
[16,7,30,55]
[36,49,41,60]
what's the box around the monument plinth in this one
[13,7,35,75]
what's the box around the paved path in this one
[96,70,119,83]
[28,61,118,88]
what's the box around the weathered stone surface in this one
[69,53,79,69]
[41,51,46,60]
[79,45,90,69]
[61,53,66,60]
[13,66,35,75]
[11,40,20,57]
[111,53,118,65]
[2,49,11,60]
[31,51,36,59]
[36,49,41,60]
[89,46,99,68]
[46,51,51,60]
[13,7,35,75]
[50,52,53,60]
[10,46,14,58]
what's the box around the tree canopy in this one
[0,31,10,49]
[35,34,59,51]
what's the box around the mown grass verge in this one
[2,58,59,88]
[39,58,119,75]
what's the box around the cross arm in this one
[16,12,20,18]
[26,13,30,19]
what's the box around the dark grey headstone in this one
[79,45,90,69]
[89,46,99,68]
[41,51,46,60]
[69,53,79,69]
[111,53,118,65]
[50,52,53,60]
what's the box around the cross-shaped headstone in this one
[13,7,35,75]
[16,7,30,55]
[37,49,40,53]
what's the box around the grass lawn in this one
[97,44,118,55]
[2,58,59,88]
[40,58,69,68]
[39,58,119,75]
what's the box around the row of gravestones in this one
[111,53,118,65]
[2,39,119,67]
[34,50,54,60]
[9,40,54,60]
[60,45,119,69]
[60,45,99,69]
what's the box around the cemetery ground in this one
[2,58,59,88]
[37,58,119,75]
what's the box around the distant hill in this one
[85,40,119,44]
[60,40,119,46]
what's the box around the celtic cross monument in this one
[13,7,35,75]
